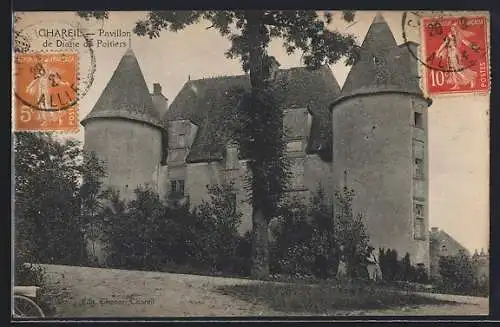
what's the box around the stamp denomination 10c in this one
[420,15,490,96]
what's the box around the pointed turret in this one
[330,12,432,270]
[333,12,423,104]
[81,47,163,128]
[362,12,397,52]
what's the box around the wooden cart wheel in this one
[13,295,45,318]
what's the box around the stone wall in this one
[332,93,430,268]
[84,118,163,201]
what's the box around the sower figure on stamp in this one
[25,62,71,123]
[435,22,478,90]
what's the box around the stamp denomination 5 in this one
[14,52,79,132]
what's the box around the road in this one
[41,264,489,317]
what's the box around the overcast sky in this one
[15,11,490,253]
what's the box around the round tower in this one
[81,47,165,201]
[331,13,432,269]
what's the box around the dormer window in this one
[372,55,384,66]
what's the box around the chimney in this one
[431,227,438,233]
[153,83,162,95]
[151,83,169,118]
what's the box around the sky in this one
[14,11,490,253]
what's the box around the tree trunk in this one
[251,207,269,278]
[245,11,271,279]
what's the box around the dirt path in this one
[41,264,489,317]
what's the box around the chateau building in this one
[81,13,431,268]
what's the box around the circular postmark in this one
[13,18,96,113]
[401,11,485,74]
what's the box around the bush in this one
[378,249,429,283]
[272,198,315,277]
[102,182,248,276]
[14,133,89,266]
[233,231,253,276]
[189,182,243,273]
[437,250,477,296]
[271,186,372,280]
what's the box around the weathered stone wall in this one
[332,93,429,268]
[84,118,163,201]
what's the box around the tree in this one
[192,182,244,273]
[334,186,373,279]
[438,250,475,295]
[14,13,30,53]
[14,132,87,265]
[271,186,339,279]
[79,151,107,261]
[308,186,338,278]
[77,10,359,278]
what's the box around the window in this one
[413,140,424,159]
[414,158,424,180]
[226,146,238,170]
[414,203,425,240]
[414,218,425,239]
[414,203,424,218]
[414,112,423,128]
[170,180,185,197]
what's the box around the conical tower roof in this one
[333,12,424,106]
[81,47,163,128]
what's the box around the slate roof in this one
[165,65,341,163]
[81,48,164,128]
[430,228,470,256]
[332,12,424,107]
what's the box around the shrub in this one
[190,182,243,273]
[378,249,429,283]
[271,185,371,280]
[102,186,170,270]
[233,231,253,276]
[101,182,246,275]
[14,133,89,266]
[334,187,373,279]
[437,250,475,295]
[272,197,315,277]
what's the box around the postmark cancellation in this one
[14,52,79,132]
[419,13,490,96]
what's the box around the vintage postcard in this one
[12,10,490,319]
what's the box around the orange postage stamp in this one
[14,52,79,132]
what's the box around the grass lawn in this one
[215,281,457,314]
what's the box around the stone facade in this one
[332,94,430,268]
[330,13,431,268]
[81,13,431,270]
